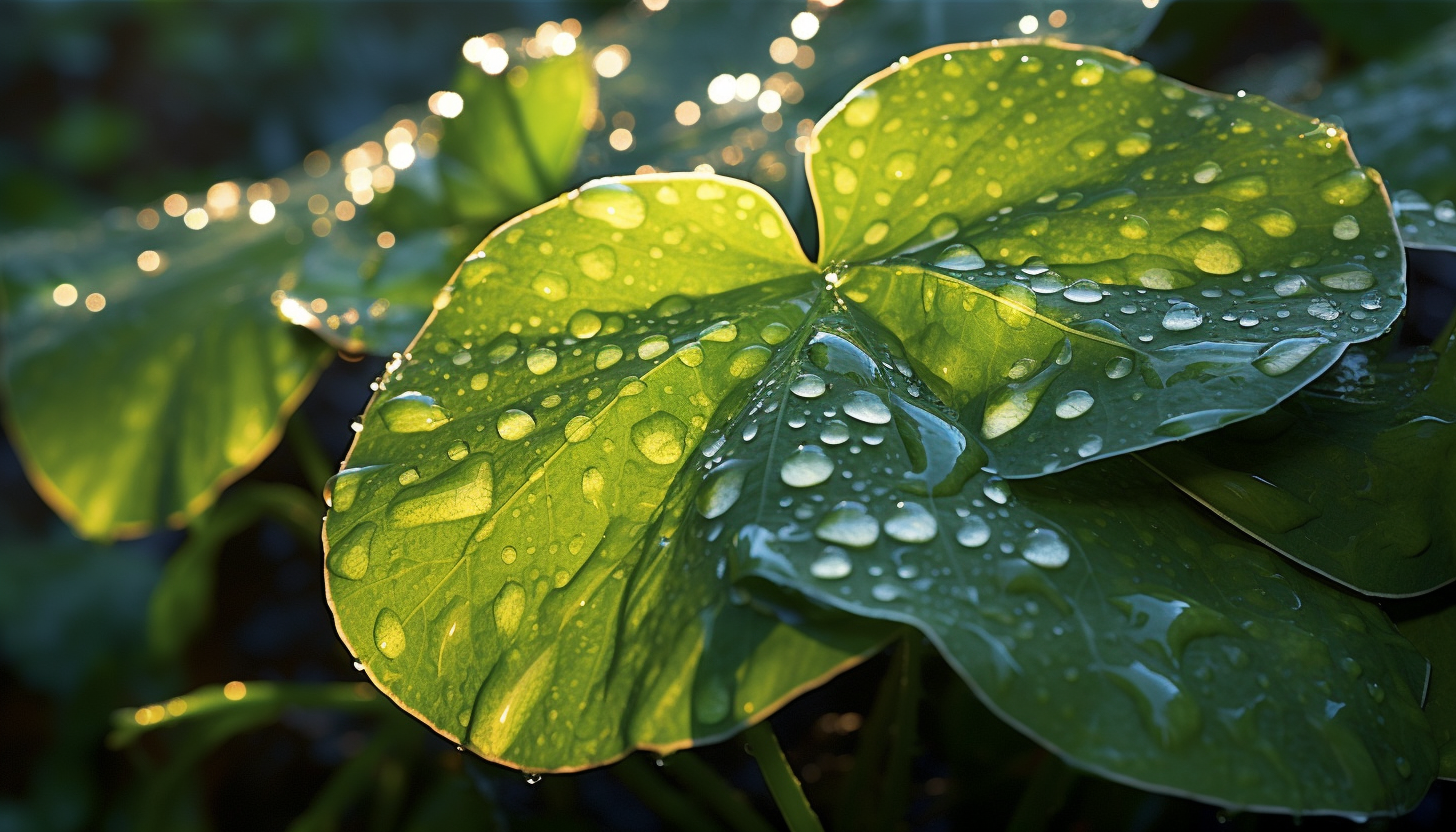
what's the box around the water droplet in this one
[1318,169,1373,206]
[1071,59,1105,86]
[1315,265,1375,292]
[934,243,985,271]
[1252,209,1298,237]
[379,391,451,433]
[501,546,517,564]
[982,345,1066,438]
[325,466,384,512]
[1192,161,1222,184]
[572,182,646,229]
[568,310,602,339]
[820,420,850,445]
[595,344,624,369]
[530,271,569,301]
[885,150,918,180]
[1062,280,1103,304]
[832,163,859,195]
[1193,237,1245,275]
[1021,528,1069,568]
[983,479,1010,505]
[398,468,419,485]
[697,464,747,519]
[760,322,791,345]
[1253,337,1325,376]
[326,522,374,580]
[1161,303,1204,331]
[1332,215,1360,240]
[374,608,406,658]
[701,321,739,342]
[526,348,558,375]
[842,89,881,126]
[884,502,937,543]
[1307,298,1340,321]
[638,335,669,360]
[575,245,617,281]
[446,440,470,462]
[1077,435,1104,457]
[729,345,772,378]
[814,501,880,547]
[497,409,536,440]
[493,582,526,639]
[810,547,853,579]
[631,412,689,464]
[564,415,595,443]
[581,467,604,501]
[1054,390,1094,419]
[470,373,490,391]
[1105,356,1133,379]
[843,391,892,424]
[863,221,890,246]
[791,373,827,398]
[388,455,495,528]
[1119,215,1150,240]
[486,334,520,364]
[956,517,991,547]
[781,446,835,487]
[871,584,900,602]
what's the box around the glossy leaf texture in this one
[438,51,597,223]
[1394,598,1456,779]
[809,41,1403,475]
[1143,332,1456,598]
[1393,189,1456,253]
[687,303,1436,816]
[325,176,891,770]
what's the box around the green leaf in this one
[1393,597,1456,779]
[439,52,596,222]
[810,42,1403,474]
[689,304,1435,817]
[1142,334,1456,597]
[325,175,891,771]
[330,41,1419,807]
[1393,189,1456,252]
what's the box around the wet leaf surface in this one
[1393,597,1456,779]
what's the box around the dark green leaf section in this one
[1394,600,1456,779]
[439,52,596,222]
[807,41,1404,474]
[1144,332,1456,597]
[326,176,889,770]
[690,308,1436,815]
[1393,190,1456,253]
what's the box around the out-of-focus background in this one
[2,1,1454,830]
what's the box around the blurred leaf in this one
[1393,189,1456,253]
[1310,18,1456,202]
[1295,0,1456,61]
[326,174,891,771]
[1393,597,1456,779]
[439,51,597,222]
[399,774,502,832]
[109,681,385,748]
[42,101,143,176]
[1143,333,1456,597]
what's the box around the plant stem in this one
[835,630,908,832]
[662,752,778,832]
[287,412,334,496]
[614,754,728,832]
[1005,752,1080,832]
[873,634,923,832]
[745,720,825,832]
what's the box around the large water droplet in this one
[631,412,689,464]
[1077,435,1104,457]
[1062,280,1104,304]
[1104,356,1133,379]
[1161,303,1204,331]
[493,582,526,639]
[832,163,858,195]
[697,464,747,519]
[729,345,772,378]
[956,516,991,548]
[885,150,918,180]
[1318,169,1373,206]
[1193,237,1244,275]
[374,608,406,658]
[842,89,881,126]
[568,310,603,339]
[884,501,938,543]
[814,501,880,547]
[526,348,558,375]
[497,409,537,441]
[701,321,739,342]
[575,245,617,281]
[934,243,985,271]
[1332,215,1360,240]
[1054,390,1095,419]
[530,271,569,301]
[843,390,892,424]
[982,347,1066,439]
[810,547,853,580]
[581,467,604,502]
[325,465,385,513]
[379,391,450,433]
[781,446,835,487]
[1070,59,1105,86]
[863,221,890,246]
[1315,265,1375,292]
[1192,161,1222,184]
[1252,209,1298,237]
[1021,528,1069,568]
[791,373,827,398]
[820,420,850,445]
[327,522,374,580]
[595,344,624,370]
[572,182,647,229]
[388,455,494,528]
[638,335,669,360]
[1253,337,1325,376]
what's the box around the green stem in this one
[835,631,908,831]
[662,752,779,832]
[873,635,923,832]
[110,681,387,748]
[1434,303,1456,354]
[1005,753,1080,832]
[614,755,728,832]
[745,721,825,832]
[287,412,334,496]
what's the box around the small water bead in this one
[742,422,759,441]
[934,243,985,270]
[820,420,851,445]
[810,547,854,580]
[1273,275,1307,298]
[781,446,836,487]
[1119,215,1150,240]
[1332,215,1360,240]
[470,373,490,391]
[983,479,1010,505]
[1116,133,1152,157]
[871,584,900,602]
[526,348,558,375]
[1252,209,1298,237]
[760,322,791,345]
[638,335,669,360]
[452,351,472,366]
[884,502,938,543]
[1077,435,1104,457]
[885,150,918,180]
[374,608,406,658]
[1318,169,1373,206]
[530,271,570,300]
[1070,59,1105,86]
[1192,161,1222,184]
[1062,281,1103,304]
[379,391,450,433]
[631,412,689,464]
[1359,292,1383,311]
[863,221,891,246]
[791,373,827,398]
[1105,356,1133,379]
[1307,298,1340,321]
[575,245,617,281]
[446,440,470,462]
[1438,201,1456,223]
[572,182,647,229]
[843,89,881,126]
[1161,303,1204,331]
[697,465,747,519]
[676,342,705,367]
[497,409,536,440]
[1054,390,1095,419]
[815,501,880,547]
[956,516,991,547]
[843,391,892,424]
[701,321,739,342]
[729,345,772,378]
[487,335,520,364]
[1021,528,1070,569]
[595,344,624,369]
[568,310,603,339]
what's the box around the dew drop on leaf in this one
[843,390,892,424]
[571,182,647,229]
[815,501,880,547]
[631,412,689,464]
[497,409,537,440]
[374,608,406,658]
[810,547,853,580]
[883,501,938,543]
[1161,303,1205,331]
[379,391,451,433]
[956,516,991,548]
[934,243,985,271]
[1021,528,1070,569]
[781,446,835,487]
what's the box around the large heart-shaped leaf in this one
[325,175,892,770]
[1142,331,1456,597]
[329,40,1412,801]
[693,308,1435,815]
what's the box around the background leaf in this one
[1392,594,1456,780]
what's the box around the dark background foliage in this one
[2,1,1454,830]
